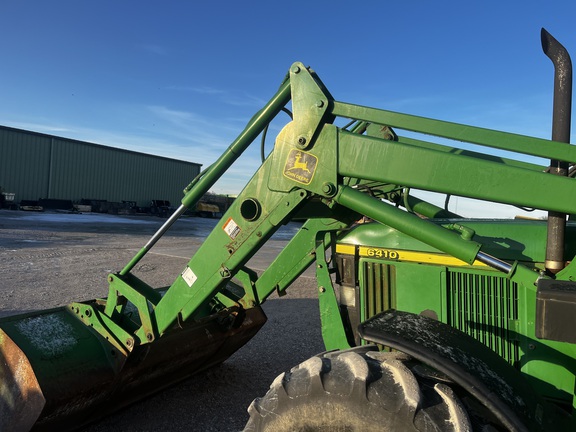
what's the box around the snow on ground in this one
[0,210,302,240]
[0,210,157,224]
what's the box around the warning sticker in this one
[181,266,198,288]
[283,149,318,185]
[223,217,241,240]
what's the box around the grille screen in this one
[362,261,395,320]
[447,271,520,365]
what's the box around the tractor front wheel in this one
[244,347,491,431]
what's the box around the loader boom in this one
[108,61,576,347]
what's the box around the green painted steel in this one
[180,79,291,210]
[316,232,351,351]
[446,269,520,365]
[4,59,576,430]
[403,194,461,218]
[336,185,482,264]
[359,260,396,323]
[332,101,576,163]
[338,219,576,264]
[337,218,576,409]
[337,130,576,214]
[119,80,291,277]
[253,217,351,302]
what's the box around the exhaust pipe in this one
[541,28,572,273]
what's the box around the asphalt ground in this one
[0,210,324,431]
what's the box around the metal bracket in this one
[105,273,162,345]
[69,302,133,355]
[316,231,351,351]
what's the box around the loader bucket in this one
[0,302,266,431]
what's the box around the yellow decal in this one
[283,149,317,185]
[336,244,486,267]
[363,247,399,260]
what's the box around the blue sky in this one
[1,1,575,217]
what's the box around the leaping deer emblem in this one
[287,152,311,173]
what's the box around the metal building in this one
[0,125,201,208]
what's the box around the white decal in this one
[181,266,198,287]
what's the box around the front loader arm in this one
[98,62,576,352]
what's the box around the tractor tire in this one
[244,347,496,432]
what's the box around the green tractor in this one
[2,28,576,431]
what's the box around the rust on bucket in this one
[0,328,46,432]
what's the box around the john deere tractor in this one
[2,28,576,431]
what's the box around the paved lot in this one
[0,210,324,431]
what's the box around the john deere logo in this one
[283,149,318,185]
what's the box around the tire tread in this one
[245,348,484,431]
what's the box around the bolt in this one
[146,333,154,342]
[291,65,301,74]
[316,100,325,108]
[126,338,134,348]
[108,275,114,283]
[85,309,92,317]
[319,286,326,293]
[322,182,337,196]
[297,136,307,146]
[528,343,536,350]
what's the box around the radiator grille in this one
[447,271,520,365]
[362,261,395,320]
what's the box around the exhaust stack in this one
[541,28,572,273]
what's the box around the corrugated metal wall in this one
[0,125,201,207]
